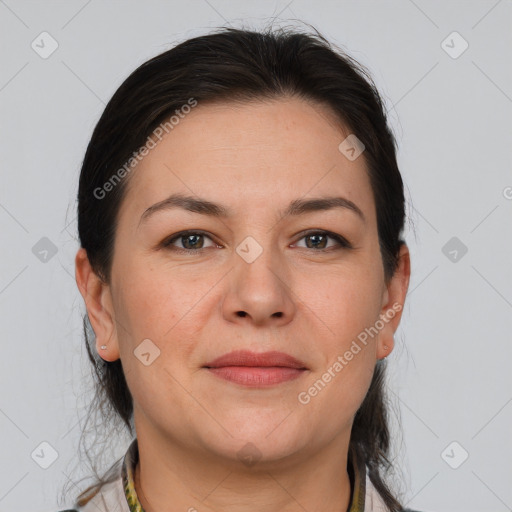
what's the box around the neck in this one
[133,429,353,512]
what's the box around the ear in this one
[376,243,411,360]
[75,248,120,362]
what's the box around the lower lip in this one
[206,366,306,387]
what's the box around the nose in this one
[221,245,296,327]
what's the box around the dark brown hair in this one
[69,24,407,511]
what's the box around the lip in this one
[204,350,308,369]
[203,350,308,387]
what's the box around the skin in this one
[75,97,410,512]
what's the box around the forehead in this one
[119,97,375,223]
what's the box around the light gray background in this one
[1,1,511,511]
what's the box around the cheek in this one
[296,261,383,349]
[115,258,177,331]
[111,263,207,418]
[297,319,376,438]
[112,259,218,364]
[293,259,381,414]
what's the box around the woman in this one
[66,25,416,512]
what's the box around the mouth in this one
[203,350,308,387]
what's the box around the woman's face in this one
[78,97,409,466]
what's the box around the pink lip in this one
[204,350,307,369]
[203,350,308,387]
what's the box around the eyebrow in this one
[139,193,365,225]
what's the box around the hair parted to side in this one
[68,23,407,511]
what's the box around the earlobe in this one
[75,248,120,362]
[377,340,394,360]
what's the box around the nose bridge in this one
[235,231,284,292]
[224,230,294,324]
[230,205,279,265]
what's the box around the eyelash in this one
[161,229,352,254]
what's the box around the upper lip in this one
[204,350,308,369]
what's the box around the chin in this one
[200,413,307,463]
